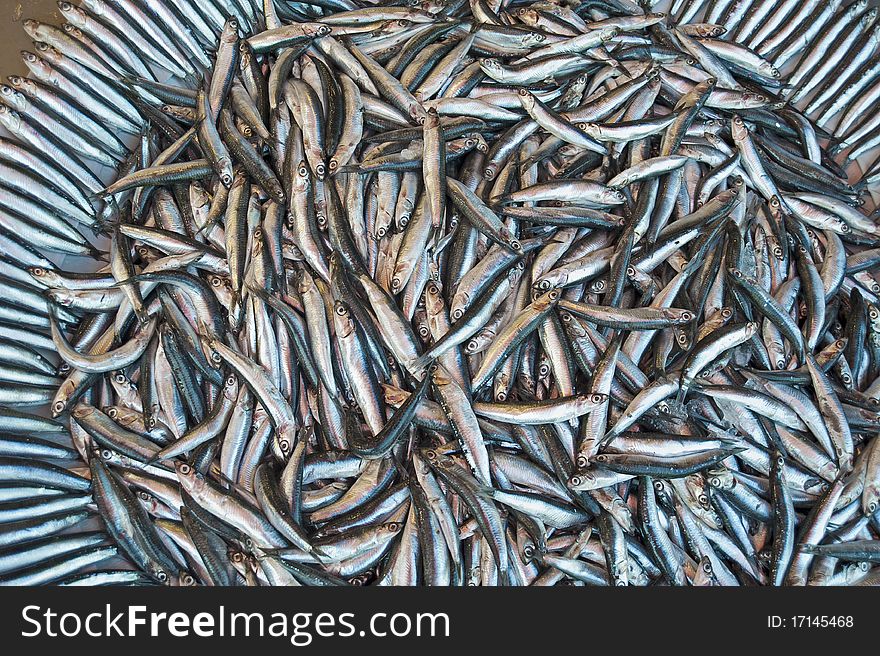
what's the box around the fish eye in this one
[53,401,65,414]
[279,439,290,453]
[590,393,604,404]
[156,571,168,582]
[179,464,192,475]
[226,375,236,386]
[101,449,113,460]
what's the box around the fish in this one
[0,0,879,588]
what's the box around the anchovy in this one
[0,0,877,588]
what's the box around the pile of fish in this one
[1,0,880,587]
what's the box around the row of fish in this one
[0,0,880,586]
